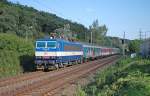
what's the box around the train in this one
[35,38,120,70]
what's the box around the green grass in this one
[78,57,150,96]
[0,33,34,78]
[0,50,22,78]
[115,59,150,96]
[76,85,87,96]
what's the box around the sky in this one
[8,0,150,40]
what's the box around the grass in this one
[0,50,22,78]
[76,57,150,96]
[0,33,34,78]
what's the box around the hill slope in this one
[0,0,88,41]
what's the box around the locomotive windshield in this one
[36,41,56,48]
[36,42,46,48]
[47,41,56,48]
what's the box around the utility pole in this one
[85,31,86,42]
[91,31,92,44]
[145,31,146,40]
[122,32,125,57]
[143,31,150,41]
[139,29,142,41]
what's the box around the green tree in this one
[0,0,88,40]
[129,40,141,53]
[89,19,108,45]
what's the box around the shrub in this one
[0,50,21,78]
[0,33,34,78]
[76,85,86,96]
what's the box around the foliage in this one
[0,0,88,41]
[0,33,34,55]
[79,57,150,96]
[105,36,122,48]
[128,39,141,53]
[54,24,73,40]
[0,50,21,78]
[89,19,108,45]
[76,85,86,96]
[0,33,34,78]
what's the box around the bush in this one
[0,33,34,78]
[0,50,21,78]
[0,33,34,56]
[82,57,150,96]
[76,85,86,96]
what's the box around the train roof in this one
[36,38,120,49]
[82,43,119,49]
[36,38,60,41]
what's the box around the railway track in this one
[44,56,119,96]
[0,55,119,96]
[0,71,44,87]
[43,56,119,96]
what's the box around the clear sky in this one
[8,0,150,40]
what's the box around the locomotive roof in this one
[36,38,59,41]
[36,38,82,45]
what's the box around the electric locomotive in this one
[35,38,83,70]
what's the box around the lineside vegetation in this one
[0,33,34,78]
[76,57,150,96]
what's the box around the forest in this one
[0,0,88,41]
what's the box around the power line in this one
[139,30,150,40]
[28,0,66,18]
[139,29,142,41]
[28,0,83,24]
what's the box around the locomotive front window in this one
[47,42,56,48]
[36,42,46,48]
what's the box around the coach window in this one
[47,41,56,48]
[36,42,46,48]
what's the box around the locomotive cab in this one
[35,39,59,70]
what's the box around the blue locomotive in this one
[35,39,83,70]
[35,38,120,70]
